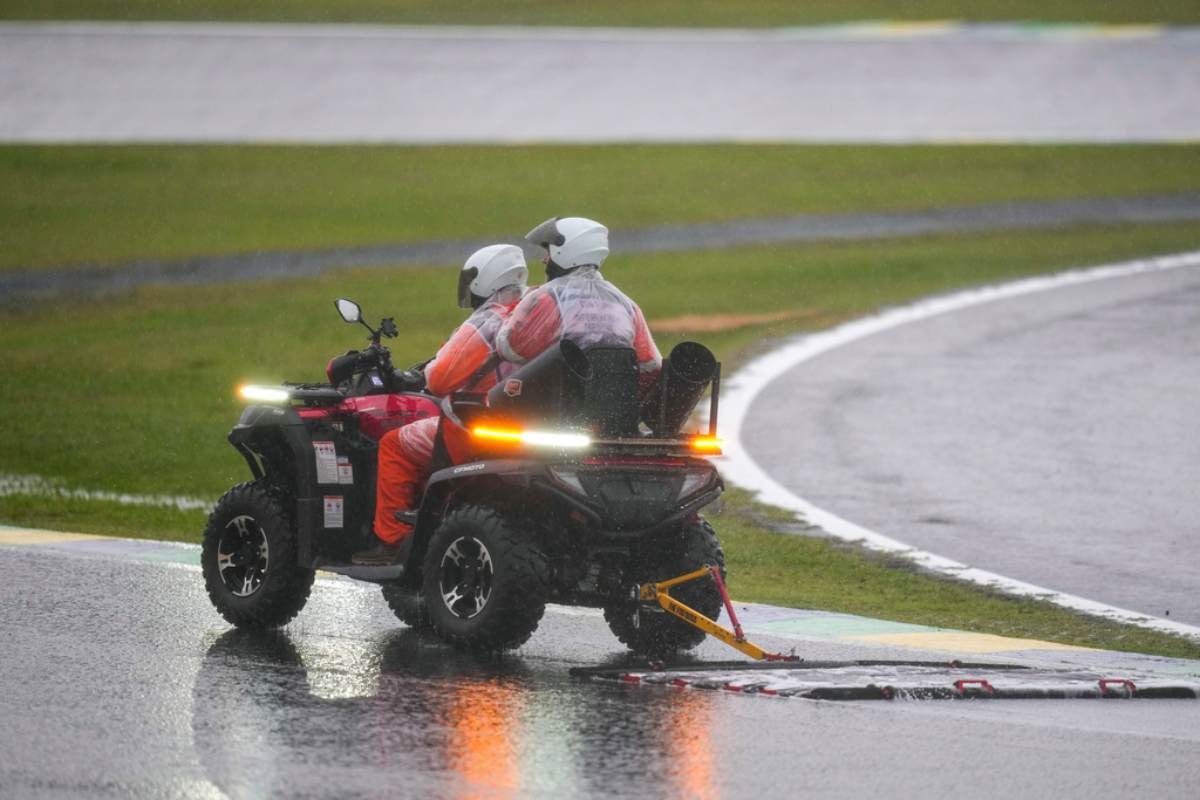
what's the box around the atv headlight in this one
[239,385,291,403]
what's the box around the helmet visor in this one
[456,266,478,309]
[525,217,565,249]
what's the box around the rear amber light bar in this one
[471,425,591,449]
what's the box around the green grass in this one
[4,221,1200,502]
[4,144,1200,270]
[717,490,1200,659]
[0,493,207,542]
[3,1,1198,25]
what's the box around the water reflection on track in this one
[3,547,1199,799]
[192,628,720,799]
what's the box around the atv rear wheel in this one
[421,505,550,652]
[201,481,315,628]
[381,583,431,630]
[605,517,725,657]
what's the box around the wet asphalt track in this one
[2,542,1199,799]
[2,22,1199,142]
[742,261,1200,627]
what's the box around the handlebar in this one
[280,382,345,405]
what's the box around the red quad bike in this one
[202,297,728,657]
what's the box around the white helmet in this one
[526,216,610,270]
[458,244,528,309]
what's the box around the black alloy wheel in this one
[436,535,495,620]
[215,514,270,597]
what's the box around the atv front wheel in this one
[201,481,315,628]
[604,517,726,657]
[422,505,550,652]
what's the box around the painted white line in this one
[0,473,213,512]
[719,250,1200,642]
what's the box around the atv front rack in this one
[640,565,799,662]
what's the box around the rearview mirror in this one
[335,298,362,324]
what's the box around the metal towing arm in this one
[639,565,799,662]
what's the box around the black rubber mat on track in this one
[571,659,1200,700]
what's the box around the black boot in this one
[352,534,414,566]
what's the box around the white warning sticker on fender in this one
[313,441,339,484]
[337,455,354,484]
[323,495,344,528]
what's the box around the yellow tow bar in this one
[639,565,799,662]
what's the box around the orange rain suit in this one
[495,265,662,396]
[373,287,522,545]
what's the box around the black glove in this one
[392,368,425,392]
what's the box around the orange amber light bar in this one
[472,426,591,449]
[690,436,723,454]
[471,425,523,443]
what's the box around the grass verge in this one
[0,493,207,542]
[3,143,1199,270]
[5,221,1200,499]
[3,1,1198,26]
